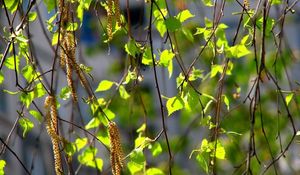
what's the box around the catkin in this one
[108,122,124,175]
[44,95,62,175]
[113,0,121,26]
[106,0,113,41]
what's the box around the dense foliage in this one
[0,0,300,174]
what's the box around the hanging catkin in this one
[106,0,113,41]
[108,122,124,175]
[113,0,121,26]
[44,95,62,175]
[59,1,78,102]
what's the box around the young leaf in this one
[29,110,42,122]
[196,154,209,174]
[166,96,185,116]
[142,47,154,65]
[146,168,165,175]
[22,65,35,82]
[215,141,226,159]
[202,0,214,6]
[96,130,110,147]
[64,142,76,156]
[176,10,195,23]
[223,95,230,111]
[285,93,294,106]
[127,161,144,175]
[0,71,4,84]
[150,142,162,157]
[75,138,88,151]
[4,0,19,13]
[159,50,175,67]
[28,12,37,22]
[125,39,141,57]
[19,118,34,137]
[95,80,114,92]
[59,86,71,100]
[119,85,130,99]
[165,17,181,32]
[0,160,6,175]
[85,117,100,130]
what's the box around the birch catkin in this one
[44,95,62,175]
[108,122,124,175]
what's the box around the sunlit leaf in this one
[146,168,165,175]
[285,93,294,106]
[29,110,42,122]
[28,12,37,22]
[176,10,194,22]
[150,142,162,157]
[75,138,88,151]
[159,50,175,67]
[19,118,34,137]
[95,80,114,92]
[202,0,214,6]
[128,161,143,175]
[97,130,110,147]
[215,141,226,159]
[119,85,130,99]
[223,95,230,111]
[22,65,35,82]
[85,117,100,130]
[0,72,4,84]
[0,160,6,175]
[4,0,19,13]
[142,47,154,65]
[166,96,185,116]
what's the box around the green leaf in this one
[59,86,71,100]
[167,58,173,78]
[96,130,110,147]
[0,160,6,175]
[119,85,130,99]
[223,95,230,111]
[227,44,251,58]
[128,161,143,175]
[29,110,42,122]
[85,117,100,130]
[75,138,88,151]
[19,118,34,137]
[52,32,58,45]
[159,50,175,67]
[20,92,34,108]
[196,154,209,174]
[285,93,294,106]
[176,10,195,23]
[22,65,35,82]
[65,142,76,156]
[146,168,165,175]
[165,17,181,32]
[210,64,223,78]
[202,0,214,6]
[135,136,152,149]
[125,39,141,57]
[78,147,103,170]
[43,0,56,12]
[142,47,154,65]
[166,96,185,116]
[256,17,275,36]
[34,83,46,98]
[153,8,167,37]
[0,71,4,84]
[215,141,226,159]
[4,56,19,72]
[28,12,37,22]
[136,123,146,133]
[128,149,145,174]
[95,80,114,92]
[4,0,19,13]
[150,142,162,157]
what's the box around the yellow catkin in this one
[108,122,124,175]
[65,32,78,102]
[107,0,113,41]
[44,95,62,175]
[113,0,121,26]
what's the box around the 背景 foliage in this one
[0,0,300,174]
